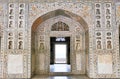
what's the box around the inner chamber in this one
[50,37,71,72]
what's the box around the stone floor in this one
[50,64,71,72]
[32,64,91,79]
[32,75,91,79]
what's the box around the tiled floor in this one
[32,75,91,79]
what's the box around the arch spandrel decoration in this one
[31,9,88,32]
[51,21,69,31]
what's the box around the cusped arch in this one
[31,9,88,32]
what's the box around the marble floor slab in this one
[32,75,91,79]
[50,64,71,72]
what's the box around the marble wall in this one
[32,15,86,75]
[0,0,119,78]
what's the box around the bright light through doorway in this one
[55,44,67,63]
[50,43,71,72]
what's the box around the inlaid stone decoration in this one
[106,32,112,49]
[105,3,112,29]
[8,32,14,49]
[0,0,120,79]
[18,32,24,49]
[8,3,15,28]
[96,32,102,49]
[18,3,25,28]
[95,3,102,28]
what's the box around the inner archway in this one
[50,37,71,73]
[31,9,89,77]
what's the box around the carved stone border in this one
[4,50,27,78]
[94,50,116,78]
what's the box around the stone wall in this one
[0,0,119,78]
[116,2,120,77]
[0,3,5,78]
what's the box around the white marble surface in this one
[50,64,71,72]
[7,54,23,74]
[98,54,113,74]
[98,63,112,74]
[32,75,91,79]
[39,53,45,70]
[76,53,81,70]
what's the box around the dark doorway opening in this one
[50,37,71,72]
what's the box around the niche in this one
[19,21,23,28]
[9,4,14,8]
[19,9,24,14]
[8,41,12,49]
[97,40,101,49]
[18,41,23,49]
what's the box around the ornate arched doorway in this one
[31,9,89,76]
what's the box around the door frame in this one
[50,37,70,64]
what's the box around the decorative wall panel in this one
[95,3,102,29]
[98,54,113,74]
[93,1,118,78]
[95,32,102,50]
[106,32,112,49]
[8,54,23,74]
[8,3,15,28]
[18,3,25,28]
[105,3,112,29]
